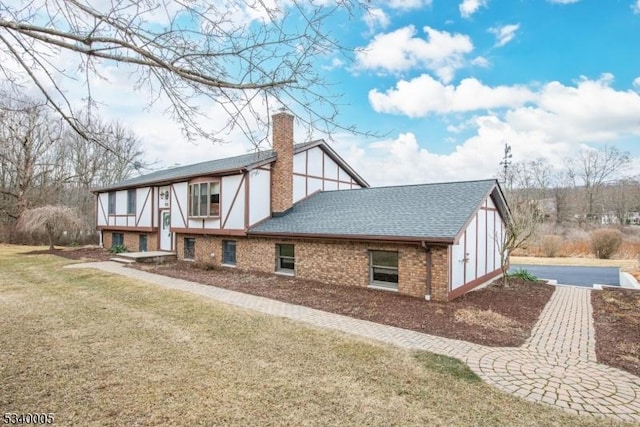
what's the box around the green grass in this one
[0,245,621,426]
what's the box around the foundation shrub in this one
[591,229,623,259]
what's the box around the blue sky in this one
[21,0,638,187]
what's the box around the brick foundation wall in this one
[429,246,449,302]
[102,230,158,252]
[173,234,454,300]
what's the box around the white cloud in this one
[347,74,640,186]
[471,56,491,67]
[387,0,432,10]
[547,0,580,4]
[363,8,390,32]
[633,77,640,89]
[633,0,640,14]
[355,26,473,82]
[369,75,536,116]
[489,24,520,47]
[459,0,489,19]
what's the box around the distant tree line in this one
[503,146,637,227]
[0,94,146,245]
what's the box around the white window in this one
[189,182,220,217]
[369,251,398,290]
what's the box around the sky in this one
[10,0,640,187]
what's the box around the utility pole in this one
[500,143,512,188]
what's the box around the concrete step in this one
[110,257,136,264]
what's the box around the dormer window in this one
[189,181,220,217]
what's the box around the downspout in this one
[422,241,432,301]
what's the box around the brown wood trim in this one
[453,186,496,244]
[248,230,453,245]
[293,172,353,186]
[98,226,156,232]
[222,174,245,229]
[172,228,247,236]
[485,206,489,274]
[463,229,467,284]
[448,268,502,300]
[170,183,188,228]
[475,212,479,280]
[135,188,152,227]
[244,171,250,229]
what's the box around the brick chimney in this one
[270,111,294,214]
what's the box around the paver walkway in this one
[67,262,640,422]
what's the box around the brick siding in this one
[103,231,158,252]
[270,112,294,214]
[174,234,455,301]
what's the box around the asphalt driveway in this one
[510,264,620,287]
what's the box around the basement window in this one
[276,244,295,274]
[222,240,236,266]
[369,250,399,291]
[184,237,196,260]
[139,235,147,252]
[112,232,124,248]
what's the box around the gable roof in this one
[249,179,507,244]
[94,140,368,192]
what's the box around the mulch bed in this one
[591,288,640,377]
[35,247,555,347]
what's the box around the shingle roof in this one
[95,149,277,191]
[249,179,504,242]
[94,139,369,191]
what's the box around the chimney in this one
[270,111,294,214]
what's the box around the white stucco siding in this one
[493,211,505,271]
[292,146,363,202]
[450,236,466,290]
[293,175,306,203]
[96,193,109,226]
[307,147,323,177]
[486,207,496,273]
[249,169,271,225]
[170,182,188,229]
[307,177,323,195]
[221,174,245,229]
[324,156,339,180]
[135,187,152,227]
[476,208,488,277]
[293,152,306,174]
[464,217,478,283]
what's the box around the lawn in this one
[0,245,619,426]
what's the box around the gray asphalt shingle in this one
[249,179,502,241]
[96,149,276,191]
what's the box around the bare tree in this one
[566,146,631,220]
[497,199,541,286]
[16,205,86,250]
[0,0,370,149]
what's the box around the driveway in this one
[510,264,620,287]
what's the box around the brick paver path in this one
[68,262,640,422]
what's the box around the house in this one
[94,112,510,301]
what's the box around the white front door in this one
[160,210,172,251]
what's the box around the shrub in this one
[541,235,564,257]
[508,268,538,282]
[590,229,623,259]
[109,244,127,254]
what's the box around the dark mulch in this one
[23,246,113,262]
[27,247,555,347]
[132,261,554,347]
[591,288,640,377]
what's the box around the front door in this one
[160,210,172,251]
